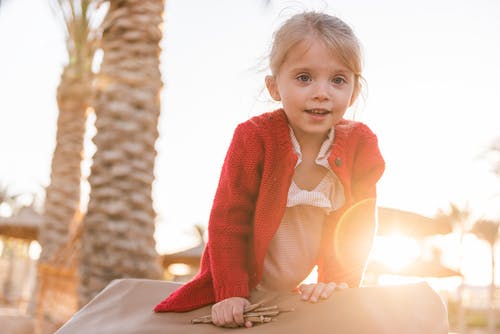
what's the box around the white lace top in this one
[258,127,345,291]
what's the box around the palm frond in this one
[50,0,106,74]
[471,219,500,246]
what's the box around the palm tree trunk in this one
[39,66,91,263]
[79,0,164,306]
[35,63,92,334]
[34,2,98,332]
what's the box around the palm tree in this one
[35,1,100,332]
[78,0,164,306]
[471,219,500,334]
[39,0,100,263]
[435,202,470,332]
[435,203,471,272]
[435,203,470,235]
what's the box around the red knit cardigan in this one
[155,109,385,312]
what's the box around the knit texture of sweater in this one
[154,109,385,312]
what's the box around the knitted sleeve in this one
[207,122,263,301]
[351,123,385,201]
[325,123,385,287]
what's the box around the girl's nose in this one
[312,81,330,101]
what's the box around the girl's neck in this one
[293,129,329,159]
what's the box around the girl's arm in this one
[324,124,385,287]
[343,124,385,286]
[207,123,263,301]
[351,124,385,202]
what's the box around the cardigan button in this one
[335,157,342,167]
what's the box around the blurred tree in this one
[0,183,22,215]
[435,202,471,237]
[435,202,470,333]
[35,1,101,332]
[79,0,164,306]
[435,203,470,268]
[39,0,101,262]
[471,219,500,334]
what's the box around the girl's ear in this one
[265,75,281,101]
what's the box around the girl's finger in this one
[211,308,222,327]
[321,282,337,299]
[309,282,326,303]
[232,305,245,326]
[223,305,238,328]
[299,284,314,300]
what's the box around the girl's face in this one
[266,37,356,142]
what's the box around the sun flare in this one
[371,234,421,271]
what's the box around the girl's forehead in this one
[283,37,348,70]
[286,37,338,61]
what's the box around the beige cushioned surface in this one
[0,310,35,334]
[56,278,449,334]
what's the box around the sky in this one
[0,0,499,256]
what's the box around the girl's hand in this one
[298,282,348,303]
[211,297,253,328]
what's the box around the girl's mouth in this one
[305,109,330,115]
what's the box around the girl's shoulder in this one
[236,109,289,139]
[232,109,291,150]
[242,108,287,129]
[335,119,379,143]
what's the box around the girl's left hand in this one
[298,282,348,303]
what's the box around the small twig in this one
[191,318,213,324]
[244,301,265,313]
[251,305,278,312]
[244,316,275,323]
[244,310,280,317]
[191,300,292,326]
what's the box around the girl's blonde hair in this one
[269,11,363,100]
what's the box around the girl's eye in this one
[332,77,346,85]
[296,74,311,82]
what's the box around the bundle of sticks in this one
[191,301,293,325]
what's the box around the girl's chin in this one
[292,126,332,139]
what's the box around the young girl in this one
[154,11,385,328]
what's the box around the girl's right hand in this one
[211,297,252,328]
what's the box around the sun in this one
[370,234,421,272]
